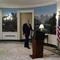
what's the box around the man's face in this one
[27,20,29,24]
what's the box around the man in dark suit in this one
[23,20,32,49]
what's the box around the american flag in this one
[57,26,60,42]
[57,19,60,42]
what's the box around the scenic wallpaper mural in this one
[34,4,56,34]
[1,4,56,34]
[2,12,17,32]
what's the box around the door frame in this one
[17,10,34,39]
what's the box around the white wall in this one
[57,1,60,11]
[0,10,2,39]
[48,34,58,46]
[2,32,18,40]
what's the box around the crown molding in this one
[0,2,56,8]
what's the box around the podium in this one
[30,30,45,59]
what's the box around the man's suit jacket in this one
[23,23,32,36]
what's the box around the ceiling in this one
[0,0,57,8]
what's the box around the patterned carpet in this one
[0,42,60,60]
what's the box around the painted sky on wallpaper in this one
[1,4,56,16]
[34,4,56,15]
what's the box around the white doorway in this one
[18,10,34,39]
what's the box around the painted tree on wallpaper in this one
[2,12,17,32]
[34,4,56,34]
[48,13,56,34]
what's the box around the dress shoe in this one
[27,47,30,49]
[24,46,30,49]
